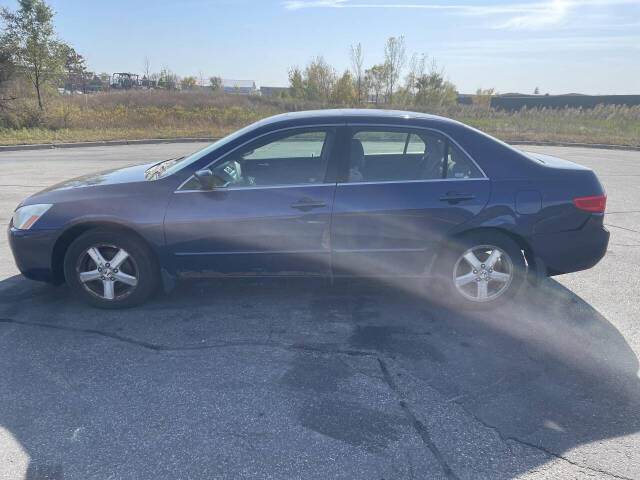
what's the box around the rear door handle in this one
[291,198,327,211]
[439,192,476,203]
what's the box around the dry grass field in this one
[0,90,638,146]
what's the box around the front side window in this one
[152,121,264,180]
[346,128,482,183]
[181,128,334,190]
[242,131,326,161]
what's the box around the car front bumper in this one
[8,224,59,283]
[531,213,610,276]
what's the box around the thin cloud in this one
[441,34,640,56]
[283,0,639,30]
[494,0,572,30]
[284,0,348,8]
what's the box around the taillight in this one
[574,194,606,213]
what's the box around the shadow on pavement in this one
[0,274,638,479]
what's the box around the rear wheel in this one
[436,231,526,309]
[64,229,159,308]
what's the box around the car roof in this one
[257,108,461,128]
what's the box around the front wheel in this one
[436,231,527,309]
[64,229,159,308]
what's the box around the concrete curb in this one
[0,137,638,152]
[509,141,640,151]
[0,137,218,152]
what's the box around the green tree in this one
[405,53,426,97]
[0,40,18,107]
[330,70,357,105]
[472,87,496,107]
[349,42,364,104]
[414,71,457,108]
[288,67,304,100]
[1,0,66,109]
[181,76,197,90]
[383,36,405,104]
[365,64,387,105]
[209,76,222,91]
[391,86,413,107]
[59,44,86,92]
[303,56,336,103]
[158,67,178,90]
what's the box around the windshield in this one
[152,121,262,179]
[145,156,185,180]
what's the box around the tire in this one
[433,230,527,310]
[63,228,159,308]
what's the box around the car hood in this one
[36,161,157,194]
[19,161,166,209]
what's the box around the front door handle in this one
[439,192,476,203]
[291,198,327,211]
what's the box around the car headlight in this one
[12,204,53,230]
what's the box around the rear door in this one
[164,126,340,277]
[331,126,490,277]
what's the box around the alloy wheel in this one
[76,244,139,301]
[453,244,513,302]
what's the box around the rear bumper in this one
[531,214,609,276]
[8,225,58,283]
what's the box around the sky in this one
[2,0,639,94]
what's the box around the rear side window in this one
[347,128,482,183]
[406,134,426,154]
[354,131,406,155]
[445,143,483,179]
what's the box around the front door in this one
[331,126,490,277]
[164,127,339,277]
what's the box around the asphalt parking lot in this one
[0,143,639,479]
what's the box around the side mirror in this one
[194,168,227,190]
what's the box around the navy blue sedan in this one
[8,109,609,308]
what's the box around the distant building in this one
[456,93,474,105]
[491,94,640,111]
[222,79,256,94]
[260,86,292,97]
[111,73,139,90]
[455,92,640,110]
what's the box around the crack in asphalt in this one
[377,357,459,480]
[0,316,632,479]
[0,317,272,351]
[376,357,632,480]
[445,374,507,404]
[290,343,377,357]
[503,437,634,480]
[0,315,458,476]
[440,385,633,480]
[605,223,640,235]
[0,184,50,188]
[0,317,376,358]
